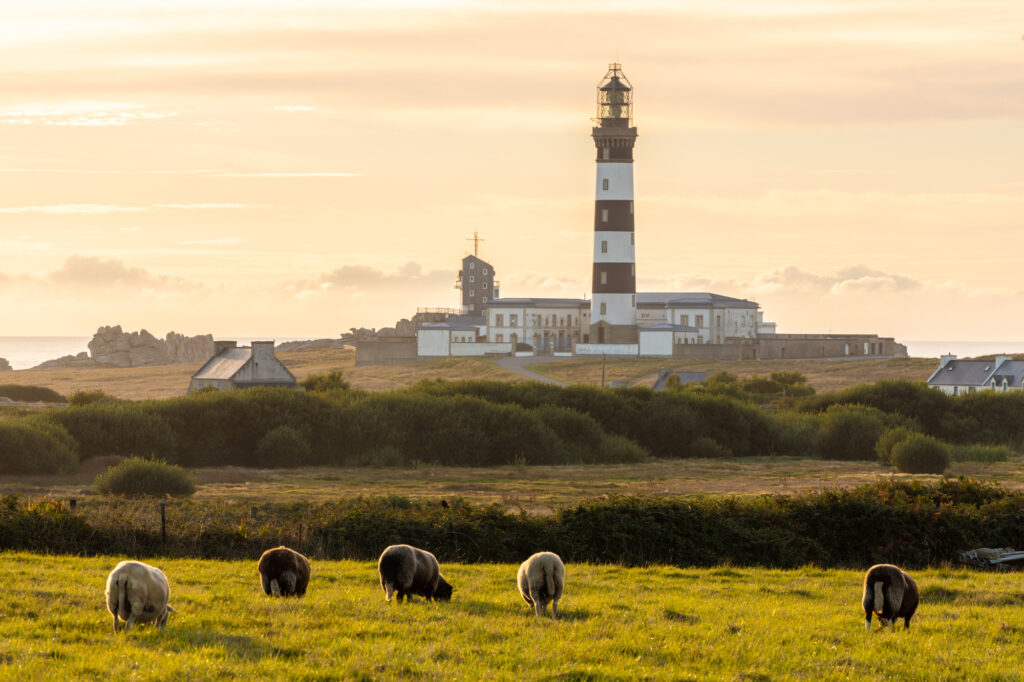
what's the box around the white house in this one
[637,293,761,344]
[927,354,1023,395]
[417,321,512,358]
[188,341,297,394]
[484,298,591,353]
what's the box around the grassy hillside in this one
[0,348,935,401]
[2,554,1022,680]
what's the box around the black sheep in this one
[258,546,311,597]
[377,544,453,602]
[862,564,919,631]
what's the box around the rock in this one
[89,325,170,367]
[32,352,98,370]
[274,338,352,353]
[0,357,11,372]
[166,331,214,362]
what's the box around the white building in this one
[927,355,1024,395]
[188,341,297,394]
[484,298,591,353]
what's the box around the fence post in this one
[298,523,303,551]
[160,500,167,544]
[69,498,77,513]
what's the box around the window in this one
[631,264,634,276]
[470,290,474,297]
[496,334,503,342]
[482,283,488,289]
[602,178,609,191]
[680,315,689,326]
[482,296,488,303]
[696,315,704,327]
[601,240,608,253]
[469,262,475,269]
[469,304,475,311]
[602,148,610,160]
[600,271,607,285]
[482,268,488,275]
[510,314,518,325]
[496,314,503,326]
[631,295,635,307]
[601,209,608,222]
[470,275,475,283]
[600,302,607,315]
[630,201,633,214]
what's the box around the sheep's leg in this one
[124,613,137,631]
[112,614,121,633]
[552,598,559,619]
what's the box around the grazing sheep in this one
[862,564,919,632]
[517,551,565,618]
[377,544,453,602]
[104,560,175,633]
[257,546,311,597]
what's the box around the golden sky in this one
[1,0,1022,341]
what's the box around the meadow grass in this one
[2,553,1023,680]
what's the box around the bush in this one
[816,404,887,461]
[686,436,732,459]
[300,371,350,392]
[67,390,122,407]
[949,444,1012,463]
[254,426,312,468]
[891,434,951,474]
[94,457,196,497]
[0,384,65,403]
[875,426,917,466]
[0,421,78,474]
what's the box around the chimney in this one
[939,354,956,368]
[213,340,237,357]
[251,340,275,366]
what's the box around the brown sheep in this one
[862,563,919,631]
[377,544,453,602]
[258,546,311,597]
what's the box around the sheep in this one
[104,560,175,633]
[377,544,453,603]
[257,546,311,597]
[862,563,919,632]
[517,551,565,618]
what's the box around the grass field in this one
[2,553,1022,680]
[3,456,1023,511]
[0,348,936,401]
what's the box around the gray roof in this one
[447,315,486,326]
[653,371,708,391]
[638,322,698,332]
[192,348,251,380]
[637,292,759,309]
[928,360,999,387]
[484,297,589,309]
[990,360,1024,386]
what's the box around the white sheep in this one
[517,552,564,618]
[105,560,175,632]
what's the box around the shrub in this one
[0,384,65,403]
[769,411,820,457]
[300,371,350,392]
[94,457,196,497]
[0,421,78,474]
[816,404,887,461]
[49,405,178,462]
[949,444,1012,463]
[686,436,732,459]
[594,434,648,463]
[891,434,950,474]
[67,390,122,406]
[254,425,312,468]
[875,426,917,466]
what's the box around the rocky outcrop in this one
[30,326,216,369]
[0,357,12,372]
[274,338,353,353]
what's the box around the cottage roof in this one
[927,360,998,387]
[637,292,759,309]
[991,360,1024,386]
[192,347,251,380]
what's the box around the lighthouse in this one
[590,63,638,344]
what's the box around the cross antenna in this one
[466,230,484,257]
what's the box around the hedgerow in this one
[3,480,1022,568]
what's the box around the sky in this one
[1,0,1022,342]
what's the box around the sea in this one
[0,336,309,370]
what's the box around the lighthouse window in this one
[601,240,607,253]
[602,178,609,191]
[631,264,634,276]
[630,201,633,214]
[631,233,634,245]
[601,209,608,222]
[602,148,610,160]
[600,302,607,315]
[600,271,607,285]
[632,295,635,307]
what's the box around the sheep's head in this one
[434,579,453,602]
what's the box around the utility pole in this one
[601,353,607,388]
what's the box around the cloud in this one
[0,204,146,215]
[46,255,190,290]
[293,261,452,297]
[0,168,361,178]
[178,237,249,246]
[0,101,177,126]
[646,264,925,297]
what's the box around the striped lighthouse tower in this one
[590,63,638,344]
